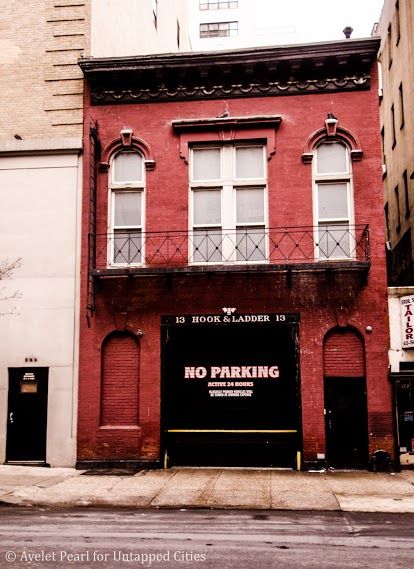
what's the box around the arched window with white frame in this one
[314,141,354,259]
[109,150,145,265]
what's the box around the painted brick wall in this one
[101,332,140,427]
[77,60,394,466]
[323,329,365,377]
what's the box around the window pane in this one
[192,148,221,180]
[193,189,221,225]
[317,142,347,174]
[236,188,264,223]
[113,152,143,183]
[114,192,141,226]
[318,224,350,259]
[191,229,222,263]
[235,147,264,178]
[236,227,266,261]
[318,183,348,219]
[113,230,142,264]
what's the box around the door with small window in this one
[314,141,354,260]
[6,368,49,463]
[109,151,145,265]
[190,144,267,264]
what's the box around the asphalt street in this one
[0,507,413,569]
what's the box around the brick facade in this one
[78,40,395,469]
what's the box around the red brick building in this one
[78,38,395,470]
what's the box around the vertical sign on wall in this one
[400,295,414,349]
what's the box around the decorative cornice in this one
[90,76,371,105]
[99,130,155,172]
[302,118,363,163]
[172,115,282,131]
[79,38,379,106]
[172,115,282,162]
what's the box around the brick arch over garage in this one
[100,331,140,426]
[323,327,365,377]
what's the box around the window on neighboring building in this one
[384,202,390,241]
[395,184,401,232]
[380,126,387,175]
[399,82,405,128]
[110,151,145,265]
[152,0,158,28]
[391,104,397,148]
[395,0,401,44]
[190,144,267,263]
[387,24,393,68]
[314,141,353,259]
[199,21,238,38]
[200,1,238,9]
[403,169,410,217]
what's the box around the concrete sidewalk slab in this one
[203,469,271,509]
[336,494,414,513]
[1,465,414,513]
[324,471,414,495]
[151,468,222,507]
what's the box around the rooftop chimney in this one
[343,26,353,39]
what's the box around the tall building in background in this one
[376,0,414,465]
[376,0,414,286]
[0,0,189,467]
[189,0,296,50]
[188,0,381,51]
[91,0,190,57]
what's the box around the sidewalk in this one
[1,465,414,513]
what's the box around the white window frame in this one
[199,21,238,38]
[200,1,239,10]
[108,150,146,267]
[312,141,355,261]
[189,144,268,265]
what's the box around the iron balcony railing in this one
[92,225,370,271]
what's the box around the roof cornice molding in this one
[79,38,380,105]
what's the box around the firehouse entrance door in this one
[162,314,301,468]
[6,368,49,463]
[324,376,368,469]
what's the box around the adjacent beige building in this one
[0,0,89,467]
[376,0,414,285]
[0,0,189,467]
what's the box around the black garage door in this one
[162,313,301,468]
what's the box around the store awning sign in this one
[400,295,414,349]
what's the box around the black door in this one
[324,377,368,469]
[6,368,49,463]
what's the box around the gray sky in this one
[254,0,384,43]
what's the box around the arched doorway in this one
[323,328,368,469]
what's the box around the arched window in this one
[314,141,354,259]
[110,150,145,265]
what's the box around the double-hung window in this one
[190,144,267,264]
[110,151,145,265]
[314,142,353,259]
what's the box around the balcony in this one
[90,225,370,277]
